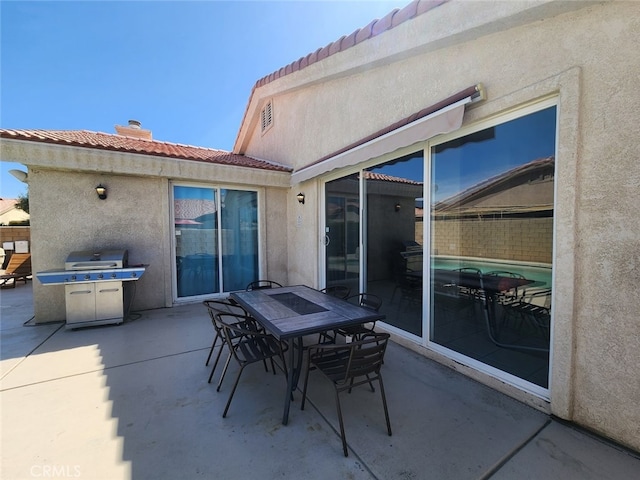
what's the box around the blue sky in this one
[0,0,403,198]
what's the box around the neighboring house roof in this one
[0,129,292,172]
[0,198,29,224]
[434,157,555,215]
[174,199,217,220]
[0,198,19,215]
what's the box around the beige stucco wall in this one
[238,1,640,451]
[0,141,291,324]
[28,169,170,321]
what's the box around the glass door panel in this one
[220,189,258,291]
[174,186,219,297]
[429,105,556,389]
[325,174,360,294]
[365,151,424,336]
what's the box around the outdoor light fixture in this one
[395,203,401,212]
[9,169,29,184]
[96,184,107,200]
[296,192,305,204]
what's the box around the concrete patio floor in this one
[2,283,639,479]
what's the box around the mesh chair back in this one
[246,280,283,291]
[346,293,382,312]
[320,285,351,299]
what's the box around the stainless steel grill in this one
[36,249,146,329]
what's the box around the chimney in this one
[115,119,152,140]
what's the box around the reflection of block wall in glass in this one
[431,217,552,263]
[178,228,216,256]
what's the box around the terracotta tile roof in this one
[254,0,448,89]
[0,129,292,172]
[364,171,422,185]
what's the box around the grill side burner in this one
[36,249,146,329]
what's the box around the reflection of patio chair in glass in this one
[498,289,551,352]
[393,273,422,310]
[485,270,526,305]
[432,268,482,326]
[390,254,421,306]
[246,280,283,290]
[179,254,217,296]
[215,313,289,418]
[300,332,392,457]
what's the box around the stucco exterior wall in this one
[28,169,171,321]
[1,139,291,324]
[238,1,640,451]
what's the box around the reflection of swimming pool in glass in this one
[431,256,552,287]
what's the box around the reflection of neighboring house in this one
[174,199,217,222]
[0,198,29,225]
[434,157,554,217]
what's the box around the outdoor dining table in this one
[230,285,385,425]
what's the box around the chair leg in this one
[208,341,226,383]
[216,352,233,392]
[222,365,246,418]
[205,332,220,366]
[334,389,349,457]
[269,357,276,375]
[378,375,392,436]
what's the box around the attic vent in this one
[260,100,273,133]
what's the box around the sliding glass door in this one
[173,185,258,298]
[321,101,556,394]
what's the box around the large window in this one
[173,186,258,298]
[429,104,556,391]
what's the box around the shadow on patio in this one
[2,285,638,479]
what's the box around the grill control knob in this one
[84,274,90,281]
[111,273,117,279]
[71,275,77,281]
[98,273,104,279]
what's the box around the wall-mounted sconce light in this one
[9,169,29,184]
[395,203,401,212]
[296,192,305,204]
[96,184,107,200]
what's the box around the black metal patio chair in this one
[215,313,289,418]
[334,293,382,342]
[203,300,270,385]
[319,285,351,299]
[246,280,283,290]
[301,332,392,456]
